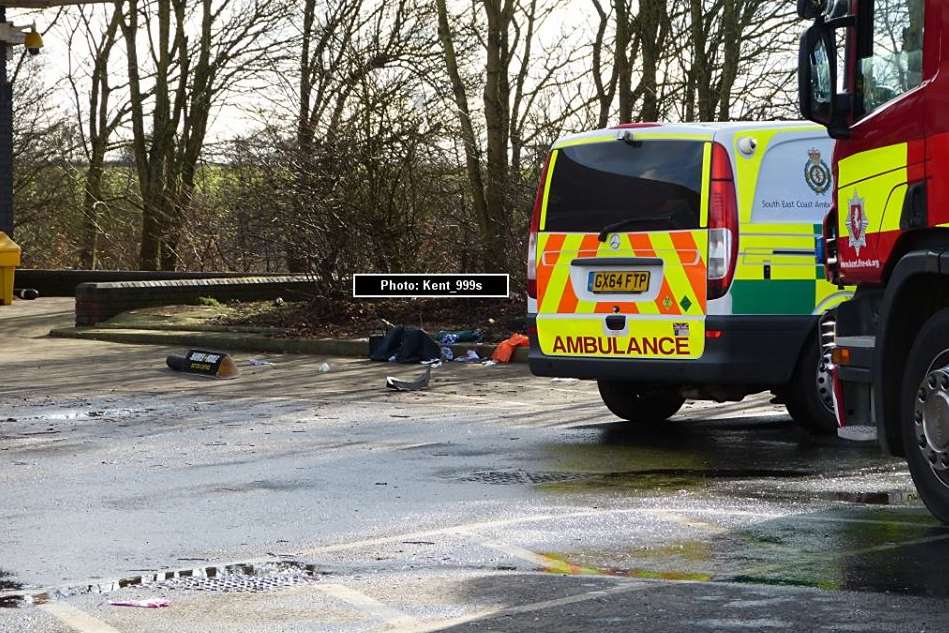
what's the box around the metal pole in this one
[0,6,12,237]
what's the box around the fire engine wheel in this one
[784,329,838,435]
[903,309,949,524]
[596,381,685,423]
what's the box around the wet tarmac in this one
[1,299,947,632]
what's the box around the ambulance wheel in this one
[597,381,684,423]
[902,309,949,524]
[785,330,837,435]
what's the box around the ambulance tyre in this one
[785,330,837,435]
[597,381,685,423]
[902,309,949,524]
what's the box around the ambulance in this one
[527,122,852,432]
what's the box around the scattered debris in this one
[551,378,580,384]
[435,330,483,345]
[386,366,432,392]
[370,326,441,363]
[166,350,239,379]
[441,346,454,361]
[491,333,529,364]
[109,598,170,609]
[318,363,332,374]
[273,297,285,307]
[455,350,481,363]
[246,359,274,367]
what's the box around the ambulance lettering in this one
[552,335,691,357]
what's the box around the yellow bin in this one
[0,232,20,306]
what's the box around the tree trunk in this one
[482,0,511,272]
[79,155,103,269]
[591,0,617,128]
[717,0,739,121]
[435,0,489,263]
[690,0,715,121]
[637,0,666,121]
[615,0,633,122]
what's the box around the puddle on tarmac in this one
[526,420,913,503]
[546,420,894,478]
[535,467,813,495]
[0,560,326,609]
[538,551,713,582]
[535,507,949,599]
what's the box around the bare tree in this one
[589,0,797,124]
[436,0,582,272]
[65,3,127,270]
[121,0,291,270]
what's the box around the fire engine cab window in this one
[860,0,924,116]
[545,141,703,232]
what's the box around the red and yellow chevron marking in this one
[535,230,707,316]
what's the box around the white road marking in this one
[501,581,652,614]
[451,529,553,568]
[316,583,418,628]
[377,582,653,633]
[379,611,499,633]
[40,602,125,633]
[299,505,941,558]
[655,510,728,534]
[8,506,939,605]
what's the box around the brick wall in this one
[75,276,315,326]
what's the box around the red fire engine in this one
[798,0,949,521]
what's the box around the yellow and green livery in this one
[527,122,852,433]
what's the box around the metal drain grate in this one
[145,562,320,594]
[460,470,589,485]
[151,573,317,593]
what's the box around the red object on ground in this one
[491,333,529,363]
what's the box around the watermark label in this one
[353,274,510,298]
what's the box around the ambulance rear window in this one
[545,140,703,232]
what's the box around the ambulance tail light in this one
[527,153,552,300]
[707,142,739,300]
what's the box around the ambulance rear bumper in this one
[528,315,814,386]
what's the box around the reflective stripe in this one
[572,234,606,314]
[538,150,559,231]
[700,142,712,227]
[669,231,708,312]
[553,131,714,150]
[837,143,909,240]
[838,143,907,189]
[536,233,564,306]
[543,233,582,313]
[536,230,707,317]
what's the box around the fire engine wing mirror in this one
[798,0,852,21]
[798,24,850,139]
[797,0,824,20]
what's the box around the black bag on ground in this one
[396,328,441,363]
[370,326,405,362]
[368,325,440,363]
